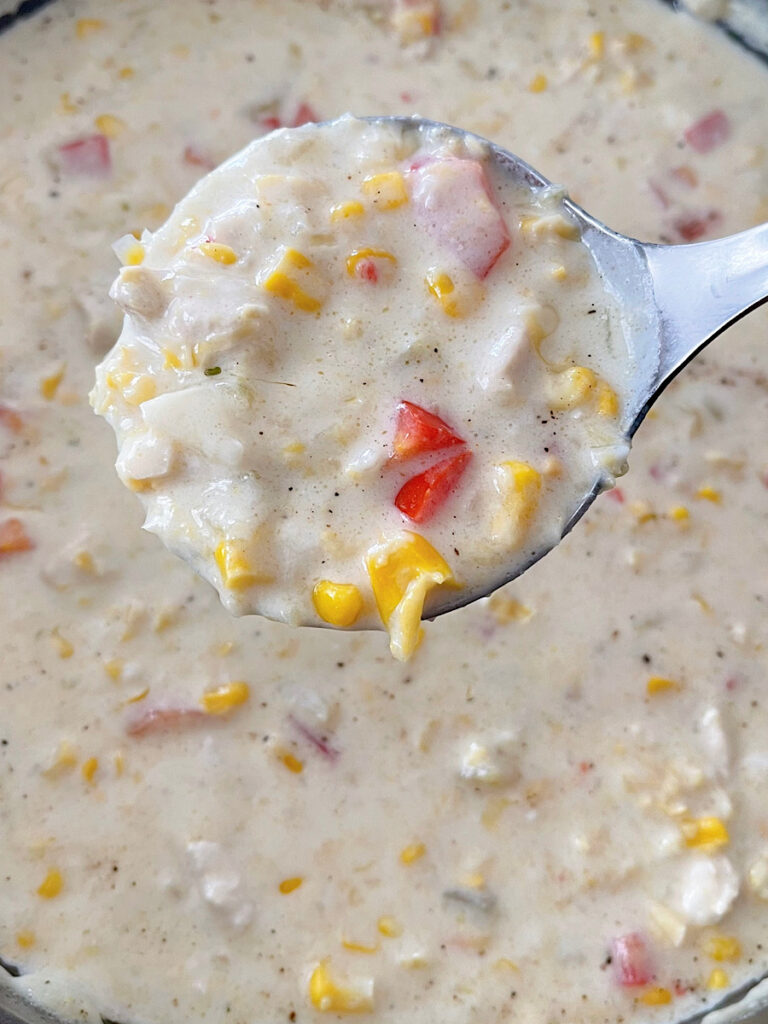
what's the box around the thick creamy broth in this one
[1,2,768,1024]
[91,114,629,656]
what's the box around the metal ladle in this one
[387,117,768,618]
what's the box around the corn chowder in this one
[2,2,768,1024]
[91,115,629,660]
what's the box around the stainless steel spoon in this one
[382,116,768,620]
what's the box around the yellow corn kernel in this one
[308,959,374,1014]
[118,66,134,79]
[278,876,303,894]
[377,916,402,938]
[703,935,741,962]
[121,243,144,266]
[95,114,126,138]
[491,460,542,549]
[81,757,99,784]
[640,987,672,1006]
[629,500,656,524]
[51,628,74,659]
[520,214,580,241]
[42,740,78,779]
[596,381,620,417]
[488,594,533,624]
[392,2,438,43]
[123,686,149,707]
[696,485,721,504]
[216,641,234,657]
[366,533,454,662]
[342,939,379,954]
[361,171,408,210]
[331,201,365,222]
[104,658,123,681]
[106,372,156,406]
[461,872,486,889]
[59,92,77,115]
[198,241,238,265]
[200,680,250,715]
[138,202,171,229]
[16,930,36,949]
[588,31,605,59]
[37,869,63,900]
[707,969,730,990]
[280,751,304,774]
[623,32,650,52]
[682,817,729,852]
[647,676,680,695]
[114,752,125,777]
[425,269,482,318]
[528,72,548,93]
[76,17,104,38]
[313,580,364,628]
[346,248,397,278]
[482,795,511,831]
[550,264,568,281]
[553,366,598,408]
[425,271,459,317]
[40,368,65,401]
[263,248,323,313]
[669,505,690,522]
[214,540,263,590]
[494,958,520,972]
[400,842,426,865]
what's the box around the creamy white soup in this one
[1,1,768,1024]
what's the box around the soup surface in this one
[1,1,768,1023]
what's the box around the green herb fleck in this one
[204,366,222,377]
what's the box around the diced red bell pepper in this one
[291,102,319,127]
[393,400,465,460]
[258,103,319,135]
[684,110,730,154]
[395,450,472,523]
[355,258,379,283]
[57,134,111,176]
[611,933,653,988]
[258,114,283,133]
[408,157,510,278]
[0,518,34,558]
[183,144,216,170]
[673,210,722,242]
[0,405,23,433]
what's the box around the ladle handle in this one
[644,221,768,391]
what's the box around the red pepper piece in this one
[0,518,34,558]
[393,400,465,460]
[611,933,654,988]
[57,134,111,176]
[291,102,319,127]
[684,110,730,154]
[395,450,472,523]
[0,406,23,433]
